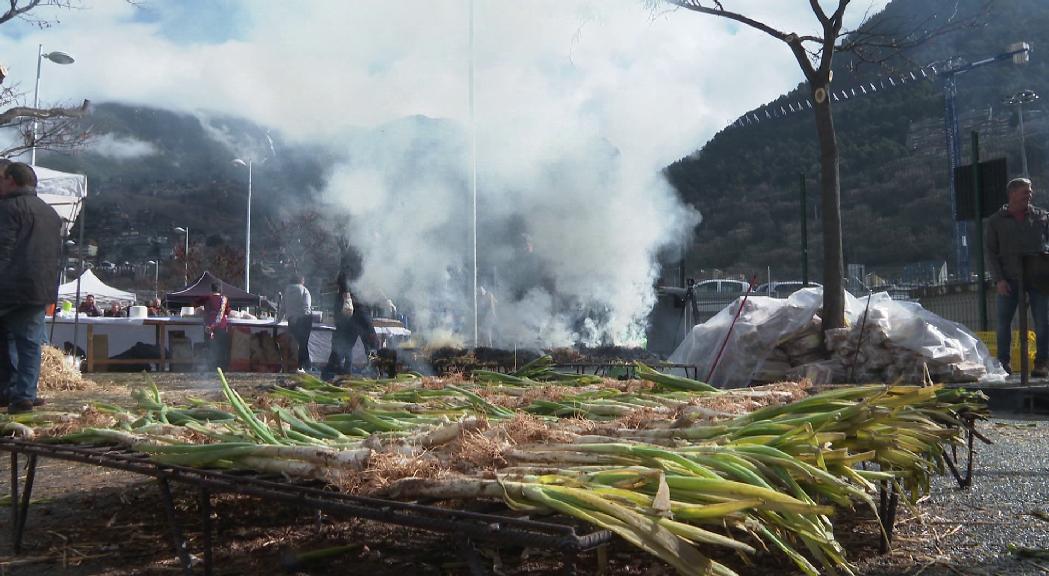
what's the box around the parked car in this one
[690,279,752,313]
[754,281,822,299]
[657,279,753,316]
[693,279,751,296]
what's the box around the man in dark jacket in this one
[322,272,379,380]
[985,177,1049,377]
[0,162,61,413]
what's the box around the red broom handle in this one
[707,275,759,384]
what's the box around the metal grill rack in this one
[1,439,613,576]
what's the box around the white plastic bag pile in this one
[669,287,1006,388]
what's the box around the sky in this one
[0,0,885,153]
[0,0,890,347]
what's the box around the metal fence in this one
[911,282,1000,333]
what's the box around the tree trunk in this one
[811,87,845,330]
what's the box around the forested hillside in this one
[665,0,1049,283]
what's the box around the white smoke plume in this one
[322,113,700,348]
[86,133,158,160]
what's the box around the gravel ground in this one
[853,414,1049,576]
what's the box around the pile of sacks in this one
[757,309,988,385]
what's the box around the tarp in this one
[36,165,88,236]
[669,287,1004,388]
[165,271,264,308]
[57,269,136,305]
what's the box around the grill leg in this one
[199,488,213,576]
[878,481,899,554]
[14,454,37,554]
[158,478,194,576]
[456,536,488,576]
[943,419,979,489]
[9,452,19,554]
[596,544,609,575]
[963,420,976,488]
[561,551,578,576]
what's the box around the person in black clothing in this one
[322,272,379,380]
[0,162,61,413]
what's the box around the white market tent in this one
[57,269,135,305]
[37,165,88,236]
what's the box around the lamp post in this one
[174,226,189,286]
[232,158,252,292]
[1004,89,1040,178]
[62,239,76,283]
[147,260,159,299]
[31,45,75,166]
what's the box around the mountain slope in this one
[666,0,1049,283]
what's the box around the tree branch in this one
[0,0,42,26]
[664,1,822,77]
[830,0,852,27]
[808,0,830,25]
[0,99,89,126]
[664,0,792,42]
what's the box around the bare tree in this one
[0,0,92,158]
[662,1,986,330]
[661,0,860,329]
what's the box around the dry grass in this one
[39,345,98,392]
[750,379,813,402]
[456,429,508,470]
[613,407,666,430]
[501,413,573,445]
[336,451,450,494]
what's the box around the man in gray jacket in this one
[0,163,61,413]
[277,274,312,372]
[985,177,1049,377]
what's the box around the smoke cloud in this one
[0,0,888,346]
[321,112,701,349]
[86,133,158,160]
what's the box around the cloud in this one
[86,133,158,160]
[0,0,889,346]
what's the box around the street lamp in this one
[1004,89,1040,177]
[173,226,189,286]
[31,45,76,166]
[61,239,76,283]
[147,260,159,299]
[231,158,253,292]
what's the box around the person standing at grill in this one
[277,274,313,373]
[0,162,61,414]
[196,283,231,371]
[986,177,1049,377]
[322,272,378,381]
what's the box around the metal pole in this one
[71,202,86,356]
[945,74,970,278]
[972,131,987,331]
[1020,259,1029,385]
[800,173,809,286]
[154,262,159,299]
[1019,101,1029,177]
[184,227,189,286]
[31,44,42,166]
[245,162,252,293]
[469,0,478,347]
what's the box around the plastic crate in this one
[976,330,1036,372]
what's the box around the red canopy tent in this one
[165,271,266,308]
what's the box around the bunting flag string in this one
[729,62,944,129]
